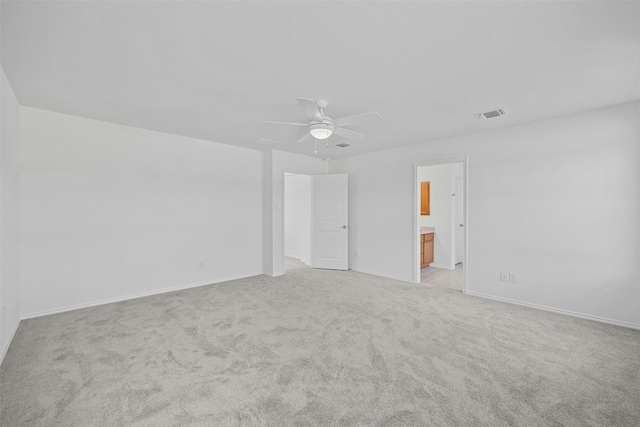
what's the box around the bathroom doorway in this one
[414,159,467,292]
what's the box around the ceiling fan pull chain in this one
[314,138,317,155]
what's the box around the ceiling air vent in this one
[335,142,351,148]
[475,108,508,120]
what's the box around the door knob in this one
[343,225,348,229]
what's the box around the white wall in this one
[284,173,311,264]
[419,164,453,268]
[0,66,21,363]
[330,102,640,328]
[264,150,326,277]
[20,107,264,317]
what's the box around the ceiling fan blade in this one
[261,121,308,126]
[333,127,364,140]
[297,98,322,120]
[334,112,382,127]
[297,132,314,143]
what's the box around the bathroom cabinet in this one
[421,232,434,268]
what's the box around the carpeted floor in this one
[1,268,639,426]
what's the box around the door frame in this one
[413,157,469,293]
[454,176,464,265]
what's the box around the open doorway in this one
[284,173,312,272]
[415,160,467,292]
[283,172,350,273]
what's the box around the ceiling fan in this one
[262,98,381,143]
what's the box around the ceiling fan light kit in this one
[309,122,334,140]
[261,98,381,147]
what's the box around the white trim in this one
[466,291,640,331]
[0,318,21,366]
[428,263,454,270]
[351,268,413,284]
[21,271,264,320]
[278,168,286,277]
[414,166,419,283]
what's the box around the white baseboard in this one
[466,291,640,330]
[350,268,413,284]
[428,263,453,270]
[0,318,21,366]
[21,271,264,320]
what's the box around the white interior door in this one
[454,177,464,264]
[311,174,348,270]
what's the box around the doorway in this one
[283,172,350,273]
[284,173,312,272]
[414,159,467,292]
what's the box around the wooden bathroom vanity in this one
[420,228,434,268]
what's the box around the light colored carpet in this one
[1,268,639,426]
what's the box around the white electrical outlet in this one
[500,271,509,281]
[509,272,518,283]
[198,261,204,269]
[1,305,5,321]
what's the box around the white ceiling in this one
[2,1,639,159]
